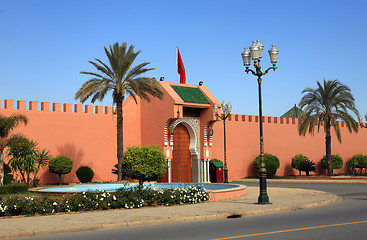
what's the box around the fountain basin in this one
[33,183,247,202]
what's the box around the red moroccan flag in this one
[177,48,186,84]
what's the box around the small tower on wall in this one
[281,104,304,118]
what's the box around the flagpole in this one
[176,46,179,83]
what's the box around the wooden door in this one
[172,124,192,182]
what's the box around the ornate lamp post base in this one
[257,170,271,204]
[224,167,228,183]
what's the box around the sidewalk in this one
[0,186,337,239]
[235,177,367,184]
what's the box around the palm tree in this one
[0,114,28,185]
[298,79,359,175]
[32,148,51,187]
[75,42,164,181]
[7,135,37,184]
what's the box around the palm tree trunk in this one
[26,172,31,185]
[20,171,26,183]
[116,96,124,181]
[0,152,4,186]
[139,179,143,190]
[32,166,40,187]
[326,120,332,176]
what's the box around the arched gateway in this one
[129,82,219,183]
[172,123,191,182]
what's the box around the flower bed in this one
[0,185,209,217]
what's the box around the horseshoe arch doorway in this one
[172,123,192,182]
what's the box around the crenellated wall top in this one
[224,114,348,127]
[224,114,299,125]
[0,99,115,115]
[0,99,351,127]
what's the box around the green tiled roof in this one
[281,104,304,118]
[171,85,210,104]
[211,161,224,167]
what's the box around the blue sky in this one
[1,0,367,118]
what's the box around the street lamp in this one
[213,101,232,183]
[359,114,367,128]
[241,40,279,204]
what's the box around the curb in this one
[235,179,367,184]
[0,194,338,239]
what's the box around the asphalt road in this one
[19,182,367,240]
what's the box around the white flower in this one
[53,202,57,206]
[0,204,7,212]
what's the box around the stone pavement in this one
[236,177,367,184]
[0,185,338,239]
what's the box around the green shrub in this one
[291,154,316,176]
[0,185,209,217]
[48,155,73,185]
[3,174,13,184]
[3,163,13,184]
[355,154,367,170]
[0,183,29,194]
[122,145,167,188]
[253,153,280,178]
[76,166,94,183]
[347,157,358,175]
[3,163,11,175]
[321,154,343,175]
[348,154,367,175]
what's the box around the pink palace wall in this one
[0,99,119,184]
[210,114,367,180]
[1,96,367,184]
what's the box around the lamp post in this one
[213,101,232,183]
[359,114,367,128]
[241,40,279,204]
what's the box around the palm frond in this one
[298,79,359,143]
[0,114,28,138]
[75,78,112,103]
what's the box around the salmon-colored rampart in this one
[1,82,367,184]
[0,99,117,184]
